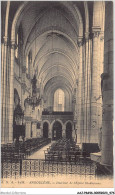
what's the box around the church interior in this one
[1,1,113,179]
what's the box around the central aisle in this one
[27,141,55,160]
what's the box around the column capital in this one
[31,119,38,123]
[24,116,32,121]
[92,26,101,38]
[77,36,83,47]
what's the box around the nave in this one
[1,1,113,185]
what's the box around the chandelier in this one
[24,20,42,110]
[24,75,41,109]
[25,95,41,109]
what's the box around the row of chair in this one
[1,138,51,161]
[45,138,82,162]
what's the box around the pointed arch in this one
[54,89,65,111]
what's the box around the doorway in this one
[66,122,72,139]
[43,122,48,138]
[52,121,62,140]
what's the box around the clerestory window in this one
[54,88,64,111]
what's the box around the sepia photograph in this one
[1,0,114,189]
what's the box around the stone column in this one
[1,42,4,109]
[21,65,27,109]
[97,32,104,145]
[37,127,42,138]
[41,128,43,138]
[6,44,11,143]
[29,56,33,79]
[90,27,101,143]
[48,128,52,139]
[32,120,37,138]
[86,38,92,143]
[73,82,78,143]
[77,37,83,144]
[25,117,32,139]
[24,104,32,117]
[39,121,42,138]
[101,1,113,166]
[62,128,66,138]
[8,41,16,143]
[1,37,8,143]
[1,42,4,143]
[72,129,75,140]
[101,73,113,166]
[1,1,10,143]
[83,32,90,143]
[24,104,32,139]
[73,123,77,142]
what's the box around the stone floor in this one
[27,141,55,160]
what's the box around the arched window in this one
[54,89,64,111]
[26,51,32,74]
[15,24,23,60]
[15,33,18,58]
[26,55,29,73]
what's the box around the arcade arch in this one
[52,121,62,140]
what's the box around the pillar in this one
[24,104,32,139]
[1,42,4,143]
[48,128,52,139]
[101,73,113,166]
[90,27,101,143]
[41,128,43,138]
[8,40,16,143]
[62,128,66,138]
[72,129,75,140]
[21,65,27,109]
[86,37,92,143]
[40,129,42,137]
[25,117,32,139]
[32,121,37,138]
[101,1,113,166]
[1,1,10,143]
[97,32,104,146]
[37,129,41,138]
[1,37,8,143]
[77,37,83,143]
[83,32,91,143]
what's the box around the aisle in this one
[27,141,54,160]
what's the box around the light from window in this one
[54,89,64,111]
[15,34,18,58]
[26,51,32,74]
[26,55,29,74]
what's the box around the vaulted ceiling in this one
[2,1,91,98]
[18,2,86,97]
